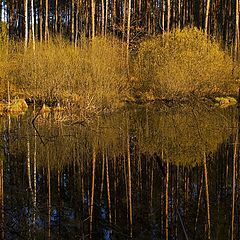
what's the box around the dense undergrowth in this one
[0,27,239,116]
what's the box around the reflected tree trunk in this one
[165,162,169,240]
[194,171,203,238]
[89,145,96,238]
[100,151,105,201]
[105,150,112,223]
[27,136,32,193]
[231,125,238,240]
[127,133,133,237]
[47,156,51,239]
[204,151,211,240]
[32,130,37,238]
[0,154,4,239]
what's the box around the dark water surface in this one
[0,102,239,239]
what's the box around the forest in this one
[0,0,240,114]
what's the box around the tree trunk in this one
[126,0,131,54]
[45,0,49,41]
[101,0,104,35]
[71,0,74,42]
[24,0,28,49]
[39,0,43,41]
[91,0,95,38]
[205,0,211,34]
[235,0,239,60]
[31,0,35,50]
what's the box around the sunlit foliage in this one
[135,28,237,100]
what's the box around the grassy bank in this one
[0,28,239,116]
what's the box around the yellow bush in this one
[135,27,236,99]
[3,37,129,112]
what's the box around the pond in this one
[0,101,239,239]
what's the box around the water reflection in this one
[0,102,239,239]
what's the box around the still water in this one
[0,101,239,239]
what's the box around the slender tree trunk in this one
[55,0,58,33]
[24,0,28,49]
[91,0,95,38]
[101,0,104,35]
[105,150,112,223]
[126,0,131,63]
[89,146,96,237]
[165,162,169,240]
[47,158,51,240]
[105,0,108,35]
[31,0,35,50]
[205,0,211,34]
[45,0,49,41]
[122,0,127,41]
[204,151,211,240]
[0,151,4,239]
[112,0,116,34]
[231,127,238,240]
[167,0,171,32]
[39,0,43,41]
[127,133,133,237]
[235,0,239,60]
[71,0,74,42]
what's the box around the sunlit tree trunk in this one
[235,0,239,60]
[55,0,58,33]
[91,0,95,38]
[205,0,211,34]
[122,0,127,41]
[45,0,49,41]
[101,0,104,35]
[24,0,28,49]
[39,0,43,42]
[31,0,35,50]
[105,0,108,35]
[126,0,131,65]
[167,0,170,32]
[204,151,211,240]
[71,0,74,42]
[112,0,116,34]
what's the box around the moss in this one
[9,99,28,113]
[214,96,237,107]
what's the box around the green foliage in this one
[135,27,237,99]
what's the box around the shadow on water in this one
[0,101,239,239]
